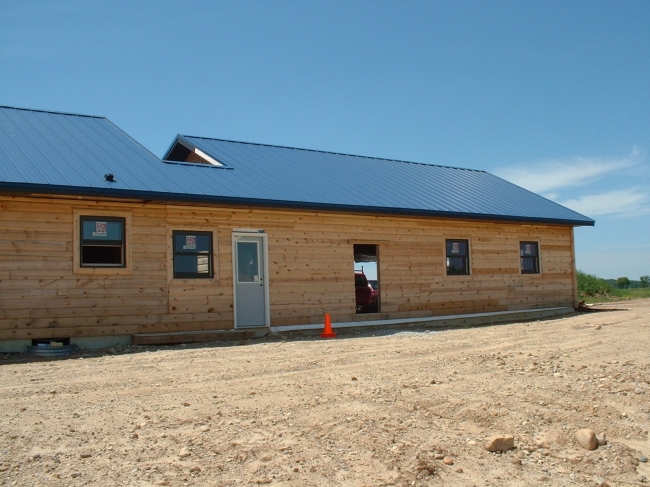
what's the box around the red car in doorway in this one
[355,270,378,311]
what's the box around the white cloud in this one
[495,147,642,193]
[542,192,560,201]
[559,188,650,217]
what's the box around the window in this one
[520,241,540,274]
[80,216,125,267]
[173,231,213,278]
[236,241,259,282]
[446,239,470,275]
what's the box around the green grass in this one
[579,287,650,304]
[580,291,650,304]
[608,287,650,300]
[577,270,650,303]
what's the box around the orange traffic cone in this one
[320,313,337,338]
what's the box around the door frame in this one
[232,230,270,329]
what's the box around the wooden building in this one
[0,106,594,351]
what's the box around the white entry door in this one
[233,234,268,328]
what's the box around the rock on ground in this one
[576,428,598,450]
[484,435,515,452]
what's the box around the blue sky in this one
[1,1,649,279]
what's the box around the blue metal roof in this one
[0,106,594,226]
[0,105,174,194]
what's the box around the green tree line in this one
[577,270,650,302]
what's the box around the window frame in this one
[73,210,132,275]
[79,216,126,268]
[445,238,471,276]
[172,230,214,279]
[520,241,541,275]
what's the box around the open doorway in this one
[354,244,379,314]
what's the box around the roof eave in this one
[0,183,595,227]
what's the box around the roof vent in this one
[165,141,223,166]
[104,173,116,182]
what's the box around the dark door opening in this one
[354,244,379,314]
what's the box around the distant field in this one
[581,287,650,303]
[577,270,650,303]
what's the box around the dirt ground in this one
[1,300,649,487]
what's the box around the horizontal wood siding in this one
[0,196,576,340]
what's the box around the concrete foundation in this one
[271,306,575,334]
[0,339,32,354]
[0,336,133,353]
[71,335,132,350]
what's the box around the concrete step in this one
[132,328,267,345]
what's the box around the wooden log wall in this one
[0,195,577,341]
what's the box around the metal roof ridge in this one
[102,117,166,163]
[179,134,486,173]
[0,105,105,120]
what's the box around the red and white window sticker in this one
[183,235,196,250]
[92,222,107,237]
